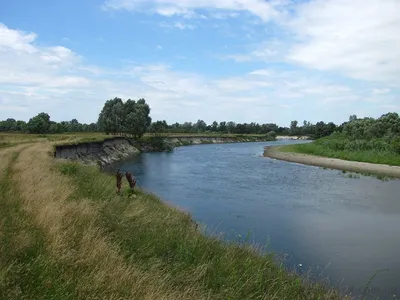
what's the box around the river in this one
[105,140,400,299]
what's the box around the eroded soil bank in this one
[55,136,278,165]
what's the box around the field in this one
[0,134,344,299]
[0,132,111,148]
[280,136,400,166]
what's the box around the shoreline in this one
[54,135,281,166]
[263,146,400,178]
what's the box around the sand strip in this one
[263,146,400,178]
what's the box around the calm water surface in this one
[107,141,400,299]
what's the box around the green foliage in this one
[281,135,400,166]
[137,136,173,152]
[282,112,400,166]
[0,115,98,134]
[391,136,400,154]
[98,97,124,134]
[0,118,27,132]
[98,97,151,138]
[58,163,78,175]
[265,130,277,140]
[27,112,51,134]
[342,112,400,140]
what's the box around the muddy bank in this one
[55,135,277,166]
[264,146,400,178]
[163,135,275,146]
[54,137,140,166]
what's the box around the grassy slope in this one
[280,141,400,166]
[0,136,344,299]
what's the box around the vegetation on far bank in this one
[280,113,400,166]
[0,140,344,299]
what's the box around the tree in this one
[150,120,168,134]
[349,115,357,122]
[98,98,124,134]
[211,121,218,132]
[226,121,236,133]
[27,112,51,134]
[290,120,298,136]
[266,131,277,140]
[124,98,152,138]
[219,121,227,133]
[194,120,207,133]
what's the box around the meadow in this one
[280,135,400,166]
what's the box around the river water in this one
[106,140,400,299]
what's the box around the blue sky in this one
[0,0,399,126]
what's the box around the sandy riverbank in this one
[264,146,400,178]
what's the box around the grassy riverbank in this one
[280,135,400,166]
[0,137,343,299]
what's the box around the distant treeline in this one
[147,120,339,138]
[1,98,398,143]
[0,113,98,134]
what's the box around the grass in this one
[0,136,346,299]
[0,132,111,147]
[280,142,400,166]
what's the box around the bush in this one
[392,137,400,154]
[266,131,277,140]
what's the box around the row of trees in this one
[95,97,339,138]
[2,97,398,142]
[0,113,98,134]
[148,119,338,138]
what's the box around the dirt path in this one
[263,146,400,178]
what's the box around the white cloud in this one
[0,22,397,125]
[174,22,196,30]
[159,21,196,30]
[287,0,400,84]
[372,88,391,95]
[0,24,37,53]
[102,0,284,21]
[248,69,272,76]
[221,39,287,62]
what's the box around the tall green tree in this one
[27,112,51,134]
[290,120,298,136]
[123,98,152,138]
[98,98,124,134]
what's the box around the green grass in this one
[0,149,77,299]
[55,161,342,300]
[280,141,400,166]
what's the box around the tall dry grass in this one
[5,142,205,299]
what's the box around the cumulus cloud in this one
[287,0,400,84]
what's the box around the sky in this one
[0,0,399,126]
